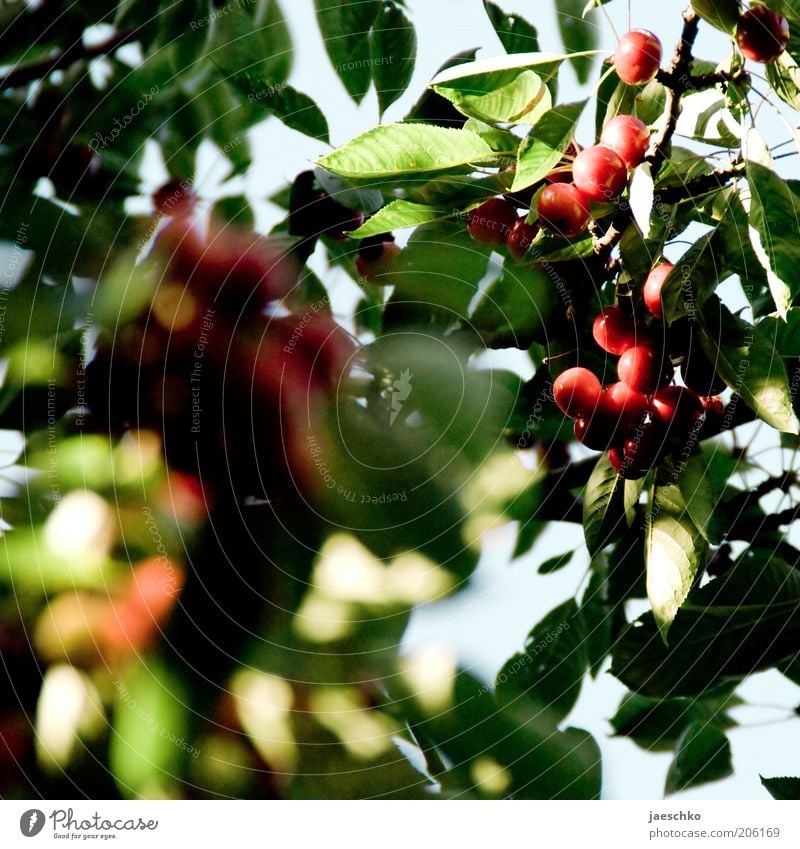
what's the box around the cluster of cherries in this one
[465,6,790,249]
[553,263,726,479]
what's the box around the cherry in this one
[604,381,649,432]
[575,414,612,451]
[592,306,651,355]
[680,351,726,396]
[355,233,401,280]
[701,395,724,418]
[614,29,662,85]
[617,344,671,394]
[467,197,519,246]
[666,316,693,362]
[154,179,196,216]
[651,385,705,435]
[736,6,789,64]
[609,445,646,479]
[506,217,539,259]
[600,115,651,169]
[553,367,603,418]
[536,183,590,238]
[643,262,674,320]
[622,421,664,472]
[572,145,628,203]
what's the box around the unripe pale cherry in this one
[553,367,603,418]
[572,145,628,203]
[614,29,662,85]
[643,262,674,320]
[536,183,590,238]
[600,115,651,168]
[736,6,789,64]
[617,344,671,394]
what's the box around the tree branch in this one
[0,30,134,90]
[646,7,701,175]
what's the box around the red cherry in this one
[572,145,628,203]
[574,407,613,451]
[536,183,590,238]
[615,30,662,86]
[609,445,646,479]
[604,381,649,432]
[154,180,196,216]
[506,217,539,259]
[643,262,674,320]
[651,385,705,434]
[600,115,651,169]
[592,306,651,355]
[553,367,603,418]
[355,236,401,281]
[701,395,724,418]
[467,198,519,246]
[617,345,671,394]
[623,421,664,472]
[736,6,789,64]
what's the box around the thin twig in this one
[0,30,134,90]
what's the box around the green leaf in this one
[761,775,800,800]
[469,260,569,348]
[370,1,417,116]
[610,684,740,752]
[109,655,191,798]
[660,230,727,322]
[385,220,492,323]
[433,69,552,125]
[759,308,800,356]
[496,600,586,722]
[397,671,601,799]
[698,297,800,434]
[766,51,800,111]
[677,453,724,545]
[611,558,800,698]
[212,0,293,84]
[538,550,574,574]
[512,100,586,191]
[317,123,496,179]
[483,2,540,55]
[349,200,448,238]
[747,161,800,318]
[580,569,613,677]
[556,0,597,84]
[314,0,380,103]
[228,72,330,143]
[429,52,566,92]
[665,722,733,795]
[691,0,744,34]
[582,452,624,555]
[646,475,708,641]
